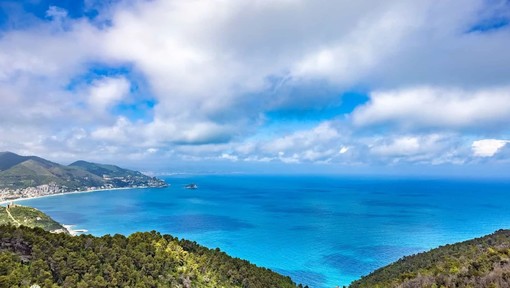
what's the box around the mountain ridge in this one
[69,160,144,178]
[0,151,49,171]
[0,152,167,201]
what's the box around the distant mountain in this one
[0,157,104,190]
[0,152,167,197]
[350,229,510,288]
[68,160,166,188]
[69,160,144,178]
[0,151,45,171]
[0,204,68,234]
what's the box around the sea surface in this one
[15,175,510,287]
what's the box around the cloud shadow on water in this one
[102,204,143,215]
[361,199,438,209]
[143,201,177,210]
[322,253,380,276]
[289,225,322,231]
[274,268,327,288]
[262,204,334,216]
[46,211,88,224]
[323,245,425,276]
[158,214,255,233]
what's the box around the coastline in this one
[0,186,151,206]
[0,186,161,236]
[63,224,88,236]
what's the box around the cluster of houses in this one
[0,183,64,202]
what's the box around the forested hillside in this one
[0,225,299,288]
[0,205,68,234]
[350,229,510,288]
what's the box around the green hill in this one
[69,160,143,178]
[0,158,104,190]
[0,205,68,234]
[0,152,167,194]
[350,229,510,288]
[0,152,30,171]
[0,225,298,288]
[68,160,165,188]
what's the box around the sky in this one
[0,0,510,177]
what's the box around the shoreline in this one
[0,186,156,206]
[62,224,88,236]
[1,186,164,236]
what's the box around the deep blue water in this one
[14,175,510,287]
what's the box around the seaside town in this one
[0,183,68,202]
[0,152,168,203]
[0,176,167,202]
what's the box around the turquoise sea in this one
[15,175,510,287]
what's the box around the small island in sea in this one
[0,152,167,202]
[185,183,198,189]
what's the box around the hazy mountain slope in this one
[0,158,104,190]
[69,160,144,177]
[69,160,166,188]
[0,152,31,171]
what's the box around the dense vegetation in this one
[0,152,166,191]
[350,229,510,288]
[5,206,510,288]
[0,225,299,288]
[0,205,67,233]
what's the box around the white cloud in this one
[162,121,348,164]
[291,1,427,84]
[95,0,510,144]
[88,77,130,113]
[174,125,470,166]
[1,0,510,170]
[262,122,341,153]
[91,117,132,142]
[353,86,510,130]
[221,153,239,161]
[146,148,158,154]
[46,6,68,20]
[371,137,421,157]
[364,134,469,165]
[472,139,509,157]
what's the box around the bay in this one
[15,175,510,287]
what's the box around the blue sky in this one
[0,0,510,177]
